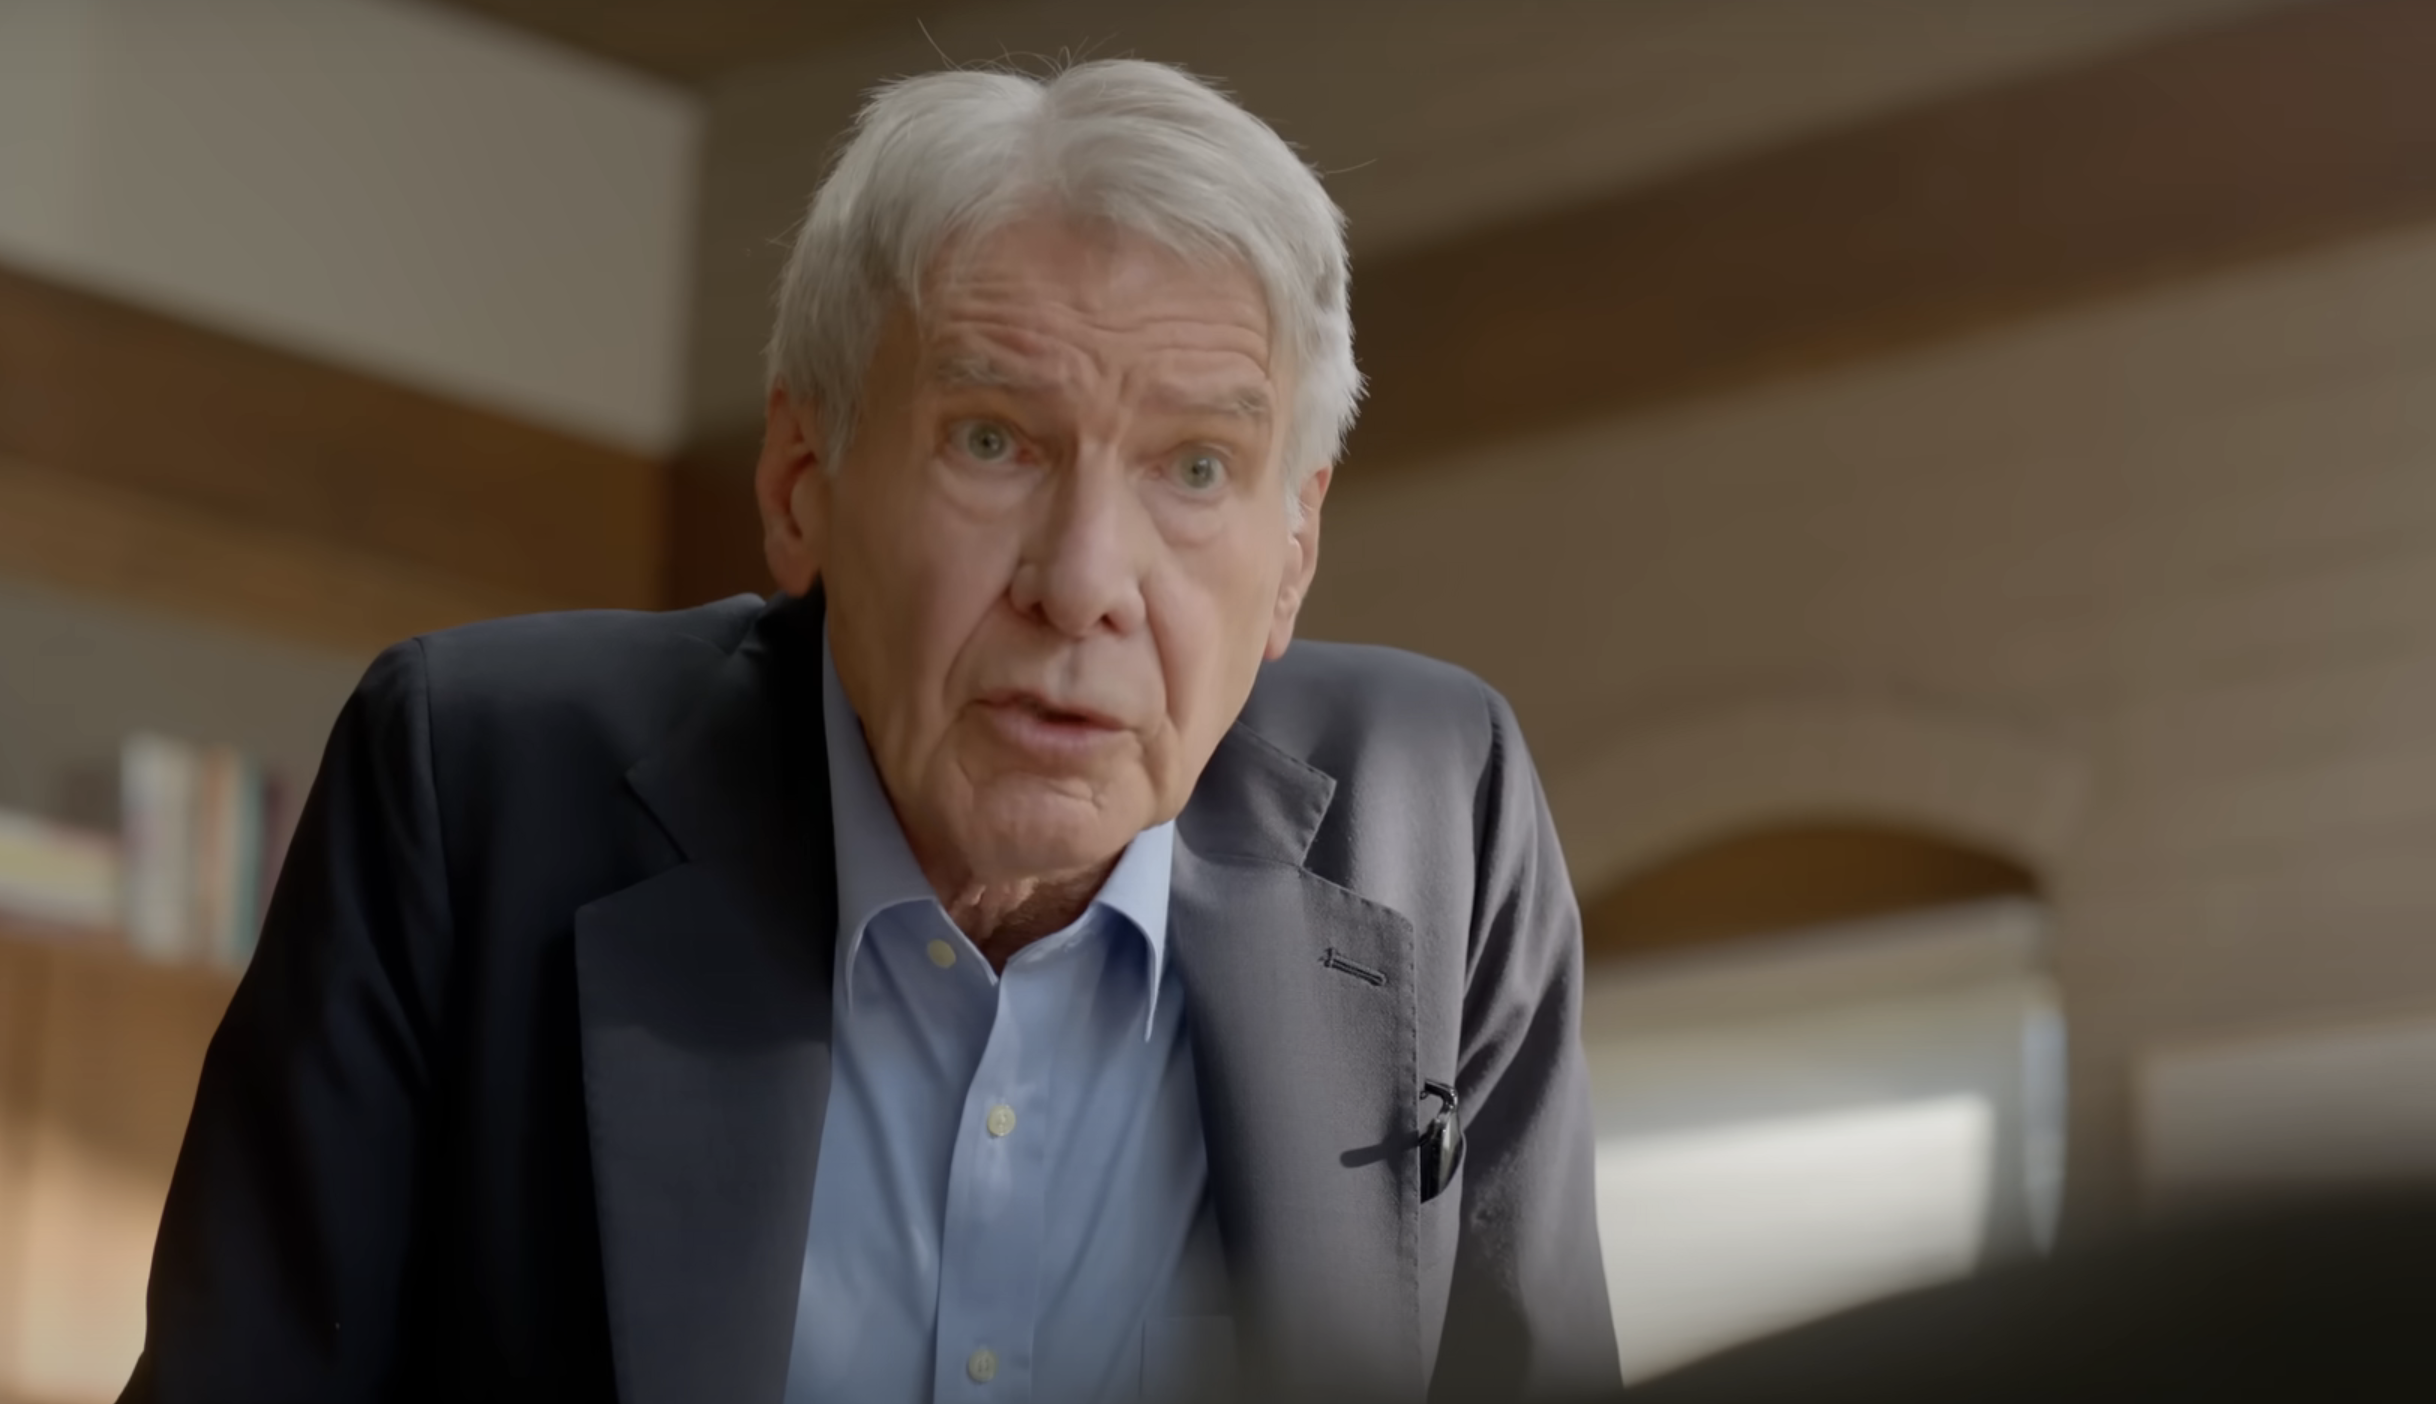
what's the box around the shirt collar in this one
[820,621,1176,1032]
[1092,811,1176,1018]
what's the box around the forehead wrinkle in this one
[1144,382,1272,424]
[926,331,1272,427]
[933,298,1268,366]
[928,350,1040,393]
[920,262,1277,442]
[929,260,1271,372]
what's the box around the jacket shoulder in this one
[382,594,765,762]
[1239,638,1505,779]
[413,595,761,686]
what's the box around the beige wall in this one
[1302,219,2436,1231]
[0,0,701,454]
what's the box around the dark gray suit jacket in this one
[126,591,1617,1403]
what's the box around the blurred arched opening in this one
[1582,818,2039,960]
[1576,818,2061,1385]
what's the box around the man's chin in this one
[955,796,1147,885]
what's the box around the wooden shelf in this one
[0,920,237,1403]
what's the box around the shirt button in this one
[967,1346,998,1383]
[926,939,957,969]
[985,1104,1017,1138]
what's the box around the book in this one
[120,732,285,970]
[191,745,264,969]
[0,807,121,933]
[122,732,199,961]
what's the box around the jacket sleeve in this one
[121,640,453,1403]
[1431,683,1622,1402]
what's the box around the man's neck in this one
[922,855,1120,973]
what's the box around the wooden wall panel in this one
[1349,0,2436,472]
[0,263,666,625]
[0,937,47,1398]
[667,427,774,609]
[0,929,236,1404]
[433,0,912,84]
[0,453,554,659]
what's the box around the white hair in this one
[765,59,1362,493]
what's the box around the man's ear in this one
[1265,464,1333,660]
[755,385,830,596]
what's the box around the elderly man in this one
[127,61,1616,1404]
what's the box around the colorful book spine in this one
[122,732,198,961]
[119,733,284,970]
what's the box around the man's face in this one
[765,213,1330,885]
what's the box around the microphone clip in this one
[1419,1080,1464,1204]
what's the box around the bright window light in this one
[1580,898,2058,1384]
[1596,1096,1992,1383]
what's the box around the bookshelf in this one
[0,920,237,1404]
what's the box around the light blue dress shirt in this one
[785,629,1224,1404]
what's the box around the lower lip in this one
[976,701,1126,760]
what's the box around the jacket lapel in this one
[574,596,837,1404]
[1171,724,1425,1395]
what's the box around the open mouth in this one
[974,690,1128,754]
[982,690,1122,731]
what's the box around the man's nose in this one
[1009,454,1150,638]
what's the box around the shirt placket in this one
[931,948,1061,1403]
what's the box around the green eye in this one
[1174,450,1227,492]
[956,420,1014,462]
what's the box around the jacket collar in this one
[1177,712,1337,869]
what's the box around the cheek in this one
[901,531,1025,722]
[910,522,1017,630]
[1151,533,1289,752]
[831,470,1022,713]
